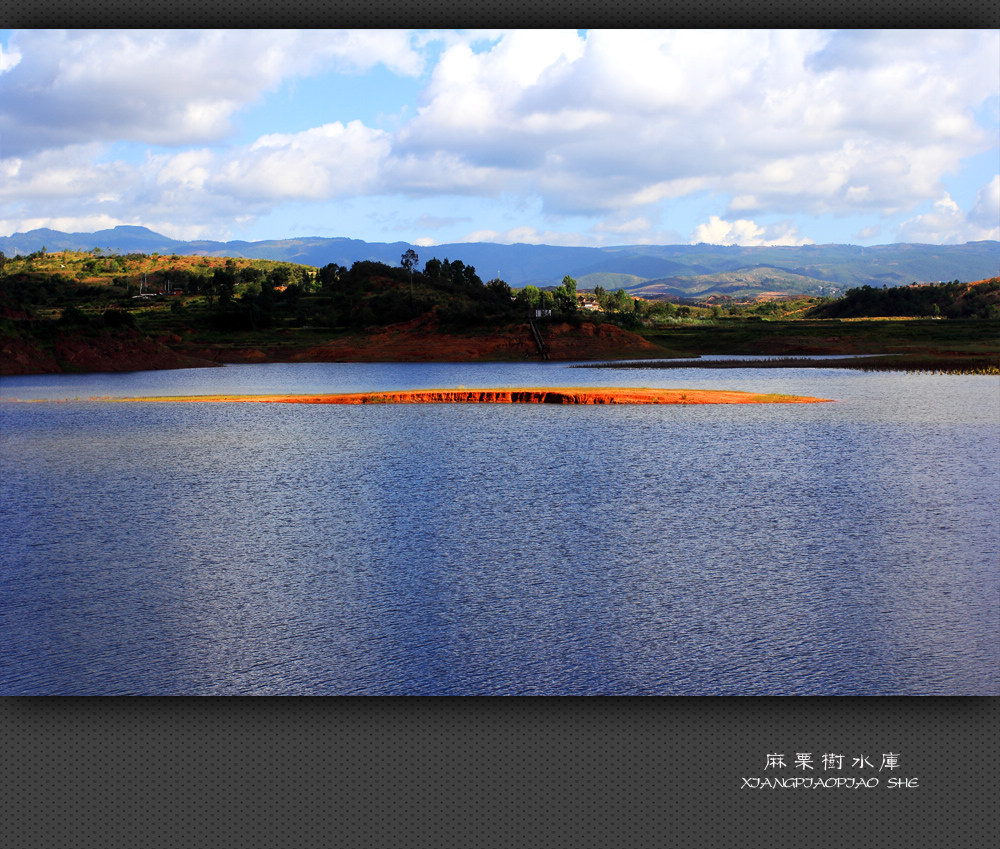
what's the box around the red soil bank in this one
[126,388,831,405]
[286,320,661,363]
[0,329,217,375]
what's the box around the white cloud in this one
[896,179,1000,243]
[389,29,998,221]
[13,124,394,242]
[0,119,396,239]
[0,42,21,73]
[0,146,138,202]
[0,213,126,235]
[1,29,998,244]
[690,216,815,246]
[152,149,216,191]
[970,174,1000,231]
[212,121,391,200]
[0,30,424,157]
[722,140,956,217]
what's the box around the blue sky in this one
[0,29,997,247]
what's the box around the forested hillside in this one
[1,226,996,297]
[3,247,998,376]
[808,279,1000,319]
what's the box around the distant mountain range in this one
[3,225,997,299]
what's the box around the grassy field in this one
[639,318,1000,358]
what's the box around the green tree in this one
[463,264,482,287]
[268,265,294,288]
[401,248,418,298]
[550,275,577,312]
[552,284,574,312]
[423,258,442,280]
[611,288,631,312]
[486,278,512,303]
[515,285,541,310]
[319,263,344,290]
[213,266,236,305]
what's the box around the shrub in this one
[102,308,136,328]
[58,305,90,327]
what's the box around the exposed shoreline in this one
[4,313,998,377]
[102,388,832,405]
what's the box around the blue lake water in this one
[1,361,998,694]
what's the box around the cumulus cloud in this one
[391,29,998,221]
[0,120,394,238]
[211,121,391,200]
[1,29,998,244]
[0,29,424,157]
[969,174,1000,232]
[690,216,815,246]
[0,147,135,202]
[0,41,21,73]
[896,178,1000,243]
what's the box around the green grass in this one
[578,354,1000,375]
[638,318,1000,358]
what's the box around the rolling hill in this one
[2,226,997,300]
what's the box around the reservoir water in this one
[1,361,997,694]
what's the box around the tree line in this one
[809,279,1000,319]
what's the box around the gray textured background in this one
[2,698,998,847]
[3,1,999,27]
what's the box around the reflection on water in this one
[1,363,998,694]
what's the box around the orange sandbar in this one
[121,388,832,405]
